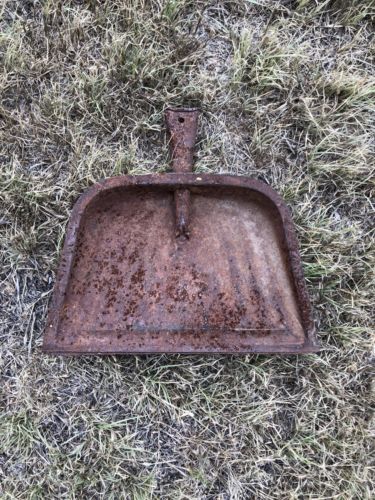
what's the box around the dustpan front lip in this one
[43,173,318,354]
[43,342,320,356]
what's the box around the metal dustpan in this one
[43,108,318,355]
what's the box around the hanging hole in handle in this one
[178,117,185,123]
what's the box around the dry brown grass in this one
[0,0,374,498]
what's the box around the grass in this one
[0,0,374,498]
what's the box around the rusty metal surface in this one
[43,110,318,355]
[165,108,198,174]
[166,108,199,238]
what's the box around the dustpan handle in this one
[165,108,199,173]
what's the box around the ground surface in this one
[0,1,374,498]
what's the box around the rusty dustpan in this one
[43,108,318,355]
